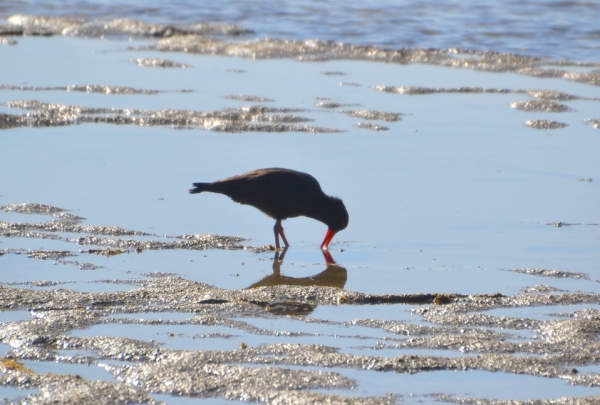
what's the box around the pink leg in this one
[273,220,290,250]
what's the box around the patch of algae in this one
[0,358,34,375]
[433,394,600,405]
[524,120,568,130]
[0,99,339,133]
[152,36,600,86]
[0,84,168,94]
[584,119,600,129]
[0,274,600,403]
[2,14,600,88]
[4,14,252,38]
[0,203,273,275]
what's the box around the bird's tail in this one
[189,182,211,194]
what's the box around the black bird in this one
[189,168,348,249]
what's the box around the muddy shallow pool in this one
[1,14,599,405]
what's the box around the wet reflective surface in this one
[0,9,599,405]
[3,1,600,61]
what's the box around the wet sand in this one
[1,16,599,404]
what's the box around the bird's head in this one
[321,197,349,249]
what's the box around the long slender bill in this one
[320,228,336,249]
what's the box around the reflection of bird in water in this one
[246,249,347,316]
[189,168,349,250]
[247,248,347,289]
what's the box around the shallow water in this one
[20,360,118,383]
[314,368,599,402]
[485,303,600,321]
[3,1,600,61]
[151,393,246,405]
[0,7,599,405]
[0,385,39,402]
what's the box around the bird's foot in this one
[274,247,288,261]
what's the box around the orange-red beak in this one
[320,228,336,249]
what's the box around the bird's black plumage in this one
[189,168,348,249]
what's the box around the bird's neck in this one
[305,195,335,226]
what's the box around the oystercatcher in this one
[189,168,348,249]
